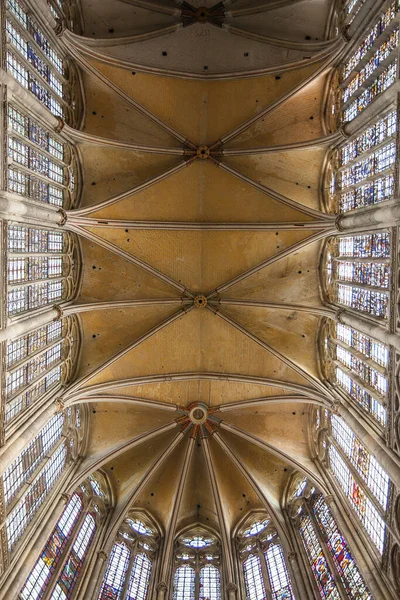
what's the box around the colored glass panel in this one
[298,514,340,600]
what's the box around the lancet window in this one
[98,513,158,600]
[237,514,295,600]
[3,0,70,117]
[5,223,79,317]
[3,316,79,429]
[324,232,391,319]
[20,472,110,600]
[287,476,371,599]
[312,409,391,555]
[1,408,82,558]
[340,1,399,122]
[173,529,221,600]
[321,320,389,426]
[328,109,397,213]
[7,103,76,208]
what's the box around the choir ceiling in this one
[65,0,340,536]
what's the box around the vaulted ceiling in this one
[62,0,341,540]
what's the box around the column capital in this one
[156,582,168,592]
[61,493,70,504]
[324,494,335,505]
[287,551,298,562]
[55,398,65,413]
[226,582,238,591]
[97,549,108,561]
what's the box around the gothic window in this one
[287,476,371,599]
[1,408,82,556]
[340,2,399,123]
[173,528,221,600]
[5,223,79,317]
[3,315,79,429]
[7,103,76,208]
[328,109,397,213]
[4,0,69,117]
[321,320,389,426]
[343,0,367,25]
[98,513,158,600]
[237,515,295,600]
[20,472,110,600]
[323,232,391,319]
[313,409,391,555]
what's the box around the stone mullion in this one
[120,540,138,600]
[256,540,273,600]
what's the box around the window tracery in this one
[321,319,389,426]
[1,408,83,559]
[5,223,79,317]
[311,409,391,556]
[173,527,221,600]
[327,109,398,213]
[323,232,391,319]
[98,512,158,600]
[287,476,371,599]
[340,1,399,123]
[237,514,294,600]
[20,471,110,600]
[6,103,77,208]
[3,315,79,430]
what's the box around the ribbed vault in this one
[62,0,340,552]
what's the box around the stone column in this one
[338,201,400,231]
[0,193,64,227]
[0,306,61,343]
[156,581,168,600]
[226,582,238,600]
[81,549,108,600]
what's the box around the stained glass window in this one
[312,494,371,599]
[343,61,397,123]
[5,0,67,116]
[343,1,399,77]
[173,528,220,600]
[173,565,196,600]
[243,555,266,600]
[289,476,371,600]
[6,224,76,317]
[343,30,399,104]
[344,0,368,24]
[50,513,96,599]
[313,410,391,555]
[21,475,108,600]
[299,513,340,599]
[325,233,391,319]
[239,516,295,600]
[126,554,153,600]
[98,543,130,600]
[323,321,389,426]
[21,493,83,600]
[6,104,74,207]
[98,514,157,600]
[2,408,82,555]
[199,564,220,600]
